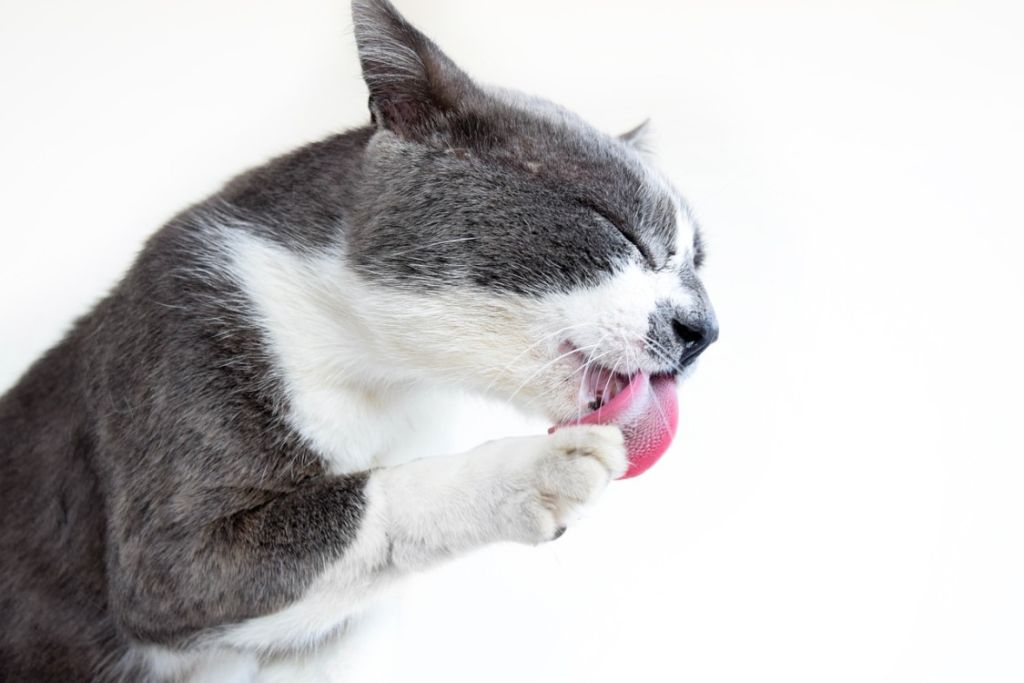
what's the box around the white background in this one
[2,1,1023,681]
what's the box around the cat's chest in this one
[286,384,462,474]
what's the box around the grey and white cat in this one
[0,1,717,681]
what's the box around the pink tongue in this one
[551,372,678,479]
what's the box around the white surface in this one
[2,1,1023,681]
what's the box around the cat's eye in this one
[577,198,657,268]
[693,230,706,268]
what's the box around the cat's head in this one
[345,0,717,424]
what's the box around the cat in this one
[0,0,718,680]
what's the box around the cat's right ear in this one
[619,119,653,153]
[352,0,475,139]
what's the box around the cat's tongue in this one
[550,372,678,479]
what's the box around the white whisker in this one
[505,342,600,407]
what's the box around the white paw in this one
[501,424,628,544]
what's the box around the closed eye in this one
[693,228,706,268]
[576,197,657,267]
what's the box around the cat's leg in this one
[216,424,627,662]
[125,424,625,681]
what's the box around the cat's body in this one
[0,1,717,681]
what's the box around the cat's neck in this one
[217,225,456,473]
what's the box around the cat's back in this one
[0,125,374,680]
[0,320,101,551]
[0,318,118,680]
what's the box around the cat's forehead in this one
[470,89,632,168]
[457,90,691,248]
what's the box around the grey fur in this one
[348,0,699,295]
[0,0,714,680]
[1,215,371,679]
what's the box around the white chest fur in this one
[224,230,461,473]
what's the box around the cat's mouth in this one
[578,364,633,415]
[553,348,680,479]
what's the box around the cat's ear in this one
[352,0,475,138]
[619,119,653,153]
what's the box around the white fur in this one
[225,236,461,473]
[152,170,704,680]
[161,425,626,682]
[227,229,704,425]
[551,260,698,378]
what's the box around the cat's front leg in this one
[217,425,626,658]
[376,423,629,570]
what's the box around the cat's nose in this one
[672,314,719,367]
[648,300,719,371]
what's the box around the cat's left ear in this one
[619,119,653,153]
[352,0,477,138]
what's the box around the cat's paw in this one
[502,424,627,544]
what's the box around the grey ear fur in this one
[619,118,653,153]
[351,0,475,137]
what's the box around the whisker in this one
[625,337,673,436]
[644,336,681,372]
[505,341,601,406]
[385,236,482,258]
[481,322,600,396]
[524,344,616,417]
[574,335,612,427]
[567,350,605,444]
